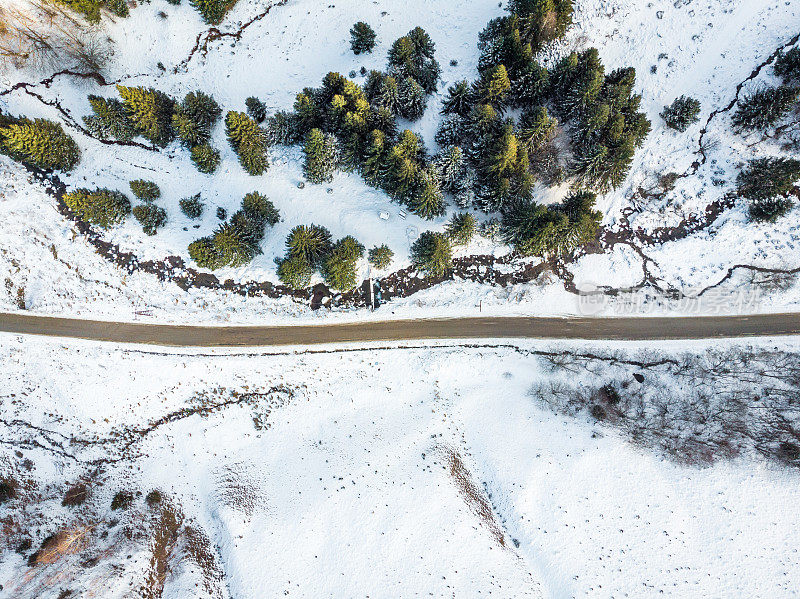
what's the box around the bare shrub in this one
[62,482,89,507]
[34,526,93,565]
[530,348,800,467]
[440,446,506,547]
[0,0,111,73]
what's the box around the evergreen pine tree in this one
[509,0,573,51]
[517,105,556,152]
[398,76,427,121]
[362,129,389,188]
[322,236,365,291]
[435,114,468,148]
[63,188,131,229]
[0,118,81,171]
[509,61,549,108]
[350,22,377,55]
[303,128,338,183]
[188,237,222,269]
[59,0,103,23]
[172,90,221,146]
[410,168,445,219]
[132,204,167,235]
[129,179,160,201]
[388,28,440,93]
[445,212,477,245]
[116,85,176,147]
[501,199,568,256]
[363,70,387,104]
[737,157,800,221]
[474,64,511,108]
[83,95,134,140]
[190,143,221,174]
[285,224,333,267]
[375,76,401,116]
[180,194,204,219]
[368,244,394,269]
[211,221,257,267]
[189,0,237,24]
[267,110,301,145]
[225,111,269,175]
[433,146,466,193]
[277,254,315,288]
[242,191,280,227]
[441,80,474,117]
[732,86,799,131]
[410,231,452,277]
[661,96,701,132]
[245,97,267,123]
[774,47,800,84]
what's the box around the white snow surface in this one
[1,0,799,322]
[1,334,799,598]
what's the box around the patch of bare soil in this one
[439,445,506,548]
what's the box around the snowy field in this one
[1,334,799,598]
[0,0,799,322]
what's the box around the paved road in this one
[0,312,798,347]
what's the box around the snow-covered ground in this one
[1,334,799,598]
[1,0,799,322]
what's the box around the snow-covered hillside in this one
[1,334,799,598]
[0,0,798,321]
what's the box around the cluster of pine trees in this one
[188,192,280,269]
[189,0,238,25]
[733,45,800,222]
[267,29,445,223]
[733,47,799,133]
[130,180,167,235]
[277,225,365,291]
[432,0,641,257]
[56,0,128,23]
[0,114,81,172]
[84,87,223,174]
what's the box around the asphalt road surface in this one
[0,312,798,347]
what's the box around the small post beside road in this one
[368,267,375,311]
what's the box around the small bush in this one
[129,179,160,201]
[368,244,394,269]
[350,21,377,55]
[146,490,162,507]
[133,204,167,235]
[180,193,204,219]
[660,96,701,132]
[111,490,133,510]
